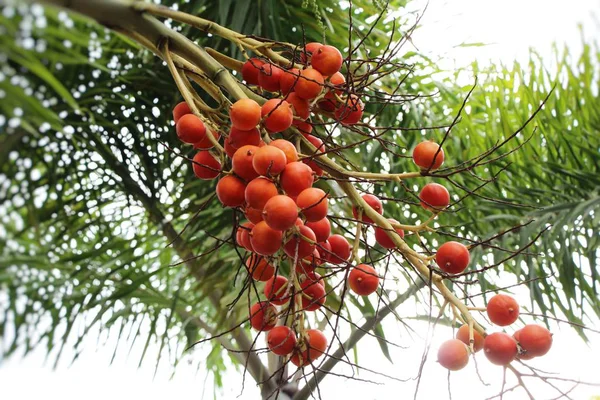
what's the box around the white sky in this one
[2,0,600,399]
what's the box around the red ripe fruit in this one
[487,294,520,327]
[300,280,326,311]
[318,92,338,112]
[249,301,277,331]
[270,139,298,164]
[305,218,331,243]
[263,195,299,231]
[329,71,346,88]
[437,339,470,371]
[286,92,310,120]
[267,326,297,356]
[456,325,485,353]
[348,264,379,296]
[302,134,325,176]
[436,241,470,274]
[236,222,254,251]
[192,151,221,180]
[264,275,289,305]
[251,221,283,256]
[280,162,314,197]
[176,114,207,144]
[296,250,318,275]
[296,188,328,222]
[311,45,343,77]
[280,68,301,95]
[327,234,351,264]
[295,120,313,133]
[413,141,445,170]
[317,240,332,264]
[245,206,264,224]
[253,145,287,176]
[232,145,260,182]
[294,68,324,100]
[258,63,283,92]
[192,129,219,150]
[515,324,552,357]
[484,332,518,366]
[374,218,405,249]
[245,177,278,210]
[419,183,450,211]
[291,329,327,367]
[241,58,265,85]
[216,175,246,207]
[172,101,191,123]
[246,255,275,281]
[224,140,238,159]
[335,95,363,125]
[261,99,294,133]
[352,193,383,224]
[230,99,262,131]
[284,225,316,259]
[301,42,323,63]
[228,126,261,149]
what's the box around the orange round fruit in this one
[230,98,261,131]
[305,218,331,243]
[250,221,283,256]
[258,63,283,92]
[245,177,278,210]
[419,183,450,211]
[172,101,191,123]
[487,294,520,327]
[413,141,445,170]
[516,324,553,357]
[284,225,316,259]
[176,114,207,144]
[311,45,343,77]
[270,139,298,163]
[327,234,351,264]
[263,195,299,231]
[352,193,383,224]
[252,145,287,176]
[264,275,289,305]
[456,325,485,353]
[294,68,324,100]
[291,328,327,367]
[236,221,254,251]
[301,42,323,63]
[249,301,277,331]
[335,95,363,125]
[241,58,264,85]
[232,145,260,182]
[296,188,328,222]
[244,206,264,224]
[300,280,326,311]
[280,68,301,95]
[280,162,314,197]
[261,99,294,133]
[216,175,246,207]
[437,339,470,371]
[267,326,297,356]
[483,332,518,366]
[348,264,379,296]
[227,126,261,149]
[192,151,221,180]
[436,241,470,274]
[374,218,405,249]
[285,92,310,120]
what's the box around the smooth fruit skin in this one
[310,45,343,77]
[300,280,326,311]
[192,129,220,150]
[280,68,301,95]
[352,193,383,224]
[267,326,297,356]
[286,92,311,120]
[258,63,283,92]
[280,162,315,197]
[487,294,520,326]
[253,145,287,176]
[456,325,485,353]
[192,151,221,180]
[216,175,246,207]
[270,139,298,163]
[413,141,445,170]
[484,332,518,366]
[246,254,275,282]
[245,177,278,210]
[263,195,299,231]
[348,264,379,296]
[295,68,325,100]
[305,218,331,243]
[335,95,363,125]
[374,218,405,249]
[241,58,264,85]
[245,206,264,224]
[329,71,346,88]
[264,275,289,305]
[249,301,277,331]
[318,240,332,264]
[291,329,327,367]
[236,222,255,251]
[261,99,294,133]
[436,241,470,274]
[437,339,470,371]
[419,183,450,211]
[232,145,260,182]
[327,234,351,264]
[284,225,317,259]
[301,42,323,63]
[173,101,191,123]
[516,324,553,357]
[230,99,262,131]
[251,221,283,256]
[228,126,261,149]
[176,114,207,144]
[296,188,328,222]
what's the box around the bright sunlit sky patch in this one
[1,1,600,400]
